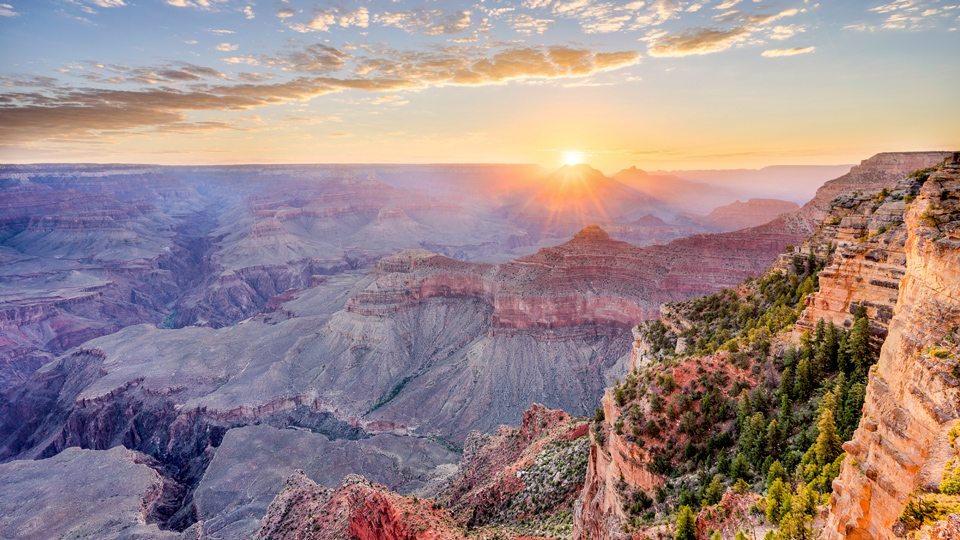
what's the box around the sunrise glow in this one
[563,152,586,167]
[0,2,957,170]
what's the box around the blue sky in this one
[1,0,958,170]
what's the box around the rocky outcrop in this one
[0,446,182,540]
[256,472,468,540]
[676,198,800,233]
[792,175,927,338]
[824,156,960,539]
[347,224,784,333]
[191,425,459,540]
[440,404,589,536]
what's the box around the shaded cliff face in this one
[0,166,207,390]
[824,159,960,539]
[256,404,584,540]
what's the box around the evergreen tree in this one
[766,419,782,458]
[766,477,788,524]
[703,475,724,506]
[794,357,812,399]
[847,317,872,373]
[767,460,787,486]
[815,408,842,466]
[730,453,750,481]
[675,505,697,540]
[840,380,867,440]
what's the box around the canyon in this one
[0,153,955,540]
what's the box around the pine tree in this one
[766,477,788,524]
[815,408,842,466]
[847,317,871,373]
[767,460,787,486]
[766,419,782,458]
[794,357,812,399]
[703,475,725,506]
[730,453,750,481]
[675,505,696,540]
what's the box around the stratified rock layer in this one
[824,157,960,539]
[0,446,182,540]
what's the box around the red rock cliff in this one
[823,157,960,539]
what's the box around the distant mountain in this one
[653,164,855,204]
[612,166,740,215]
[674,198,800,233]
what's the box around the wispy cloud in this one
[647,7,799,56]
[0,42,640,145]
[0,3,17,17]
[215,43,238,52]
[286,6,369,32]
[761,46,815,57]
[374,9,472,35]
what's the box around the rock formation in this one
[675,198,801,233]
[0,446,183,540]
[823,157,960,538]
[255,472,469,540]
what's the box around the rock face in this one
[791,175,926,339]
[823,157,960,539]
[192,425,459,540]
[570,152,957,540]
[256,472,468,540]
[675,198,801,233]
[440,403,590,535]
[0,446,182,540]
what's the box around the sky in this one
[0,0,958,171]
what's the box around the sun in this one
[562,151,585,166]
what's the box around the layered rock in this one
[191,425,459,540]
[0,446,182,540]
[823,157,960,538]
[440,404,590,535]
[675,198,800,233]
[255,472,468,540]
[792,175,927,338]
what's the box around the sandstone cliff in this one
[823,157,960,538]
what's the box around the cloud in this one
[205,28,234,34]
[714,0,741,10]
[89,0,125,6]
[507,13,555,34]
[375,9,472,35]
[647,7,799,56]
[215,43,239,52]
[865,0,959,30]
[243,6,253,19]
[166,0,230,9]
[761,46,815,57]
[0,3,17,16]
[0,43,640,146]
[273,44,351,73]
[287,6,369,32]
[648,26,750,56]
[276,7,296,19]
[237,72,272,82]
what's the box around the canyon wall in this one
[823,158,960,538]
